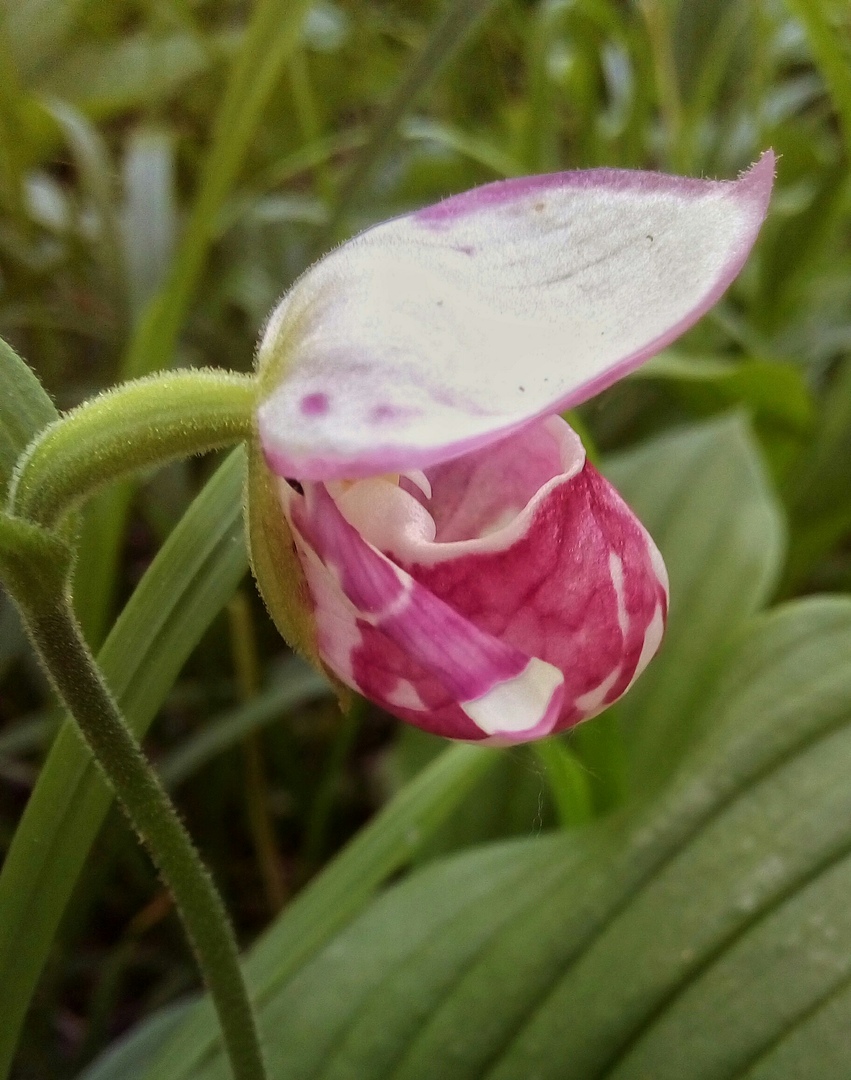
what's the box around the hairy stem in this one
[9,369,257,528]
[10,578,268,1080]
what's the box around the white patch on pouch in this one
[649,539,670,595]
[384,680,428,711]
[462,657,562,735]
[621,603,666,696]
[608,550,629,636]
[575,665,622,715]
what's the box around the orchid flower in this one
[247,153,774,744]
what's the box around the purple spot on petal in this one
[301,392,330,417]
[370,404,400,423]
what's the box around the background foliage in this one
[0,0,850,1077]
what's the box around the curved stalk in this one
[9,369,257,528]
[9,577,268,1080]
[0,512,266,1078]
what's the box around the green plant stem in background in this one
[121,0,312,382]
[2,571,268,1080]
[9,370,256,528]
[638,0,684,168]
[785,0,851,157]
[326,0,500,238]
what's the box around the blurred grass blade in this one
[0,449,248,1079]
[0,335,57,495]
[142,743,500,1080]
[78,0,310,641]
[122,128,177,323]
[1,0,87,80]
[785,0,851,155]
[219,127,368,235]
[329,0,501,231]
[0,18,31,227]
[121,0,312,381]
[79,999,197,1080]
[72,483,133,648]
[0,708,55,755]
[46,100,130,332]
[402,117,518,177]
[33,29,215,118]
[782,355,851,591]
[0,593,28,682]
[158,660,330,789]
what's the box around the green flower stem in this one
[0,511,73,604]
[0,525,268,1080]
[9,369,257,528]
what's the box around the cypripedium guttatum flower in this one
[247,153,774,743]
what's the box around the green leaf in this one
[782,355,851,591]
[77,999,196,1080]
[606,413,785,792]
[0,449,248,1077]
[1,0,88,80]
[636,353,814,434]
[157,659,330,790]
[117,597,851,1080]
[0,335,56,498]
[387,727,559,861]
[33,31,215,117]
[140,742,499,1080]
[530,737,594,827]
[784,0,851,157]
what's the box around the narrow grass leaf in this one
[329,0,501,232]
[784,0,851,157]
[142,743,500,1080]
[121,0,312,382]
[158,660,330,789]
[0,335,56,496]
[46,101,130,331]
[122,128,177,323]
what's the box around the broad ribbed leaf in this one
[128,596,851,1080]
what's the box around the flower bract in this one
[248,153,774,743]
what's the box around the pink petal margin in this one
[258,152,775,482]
